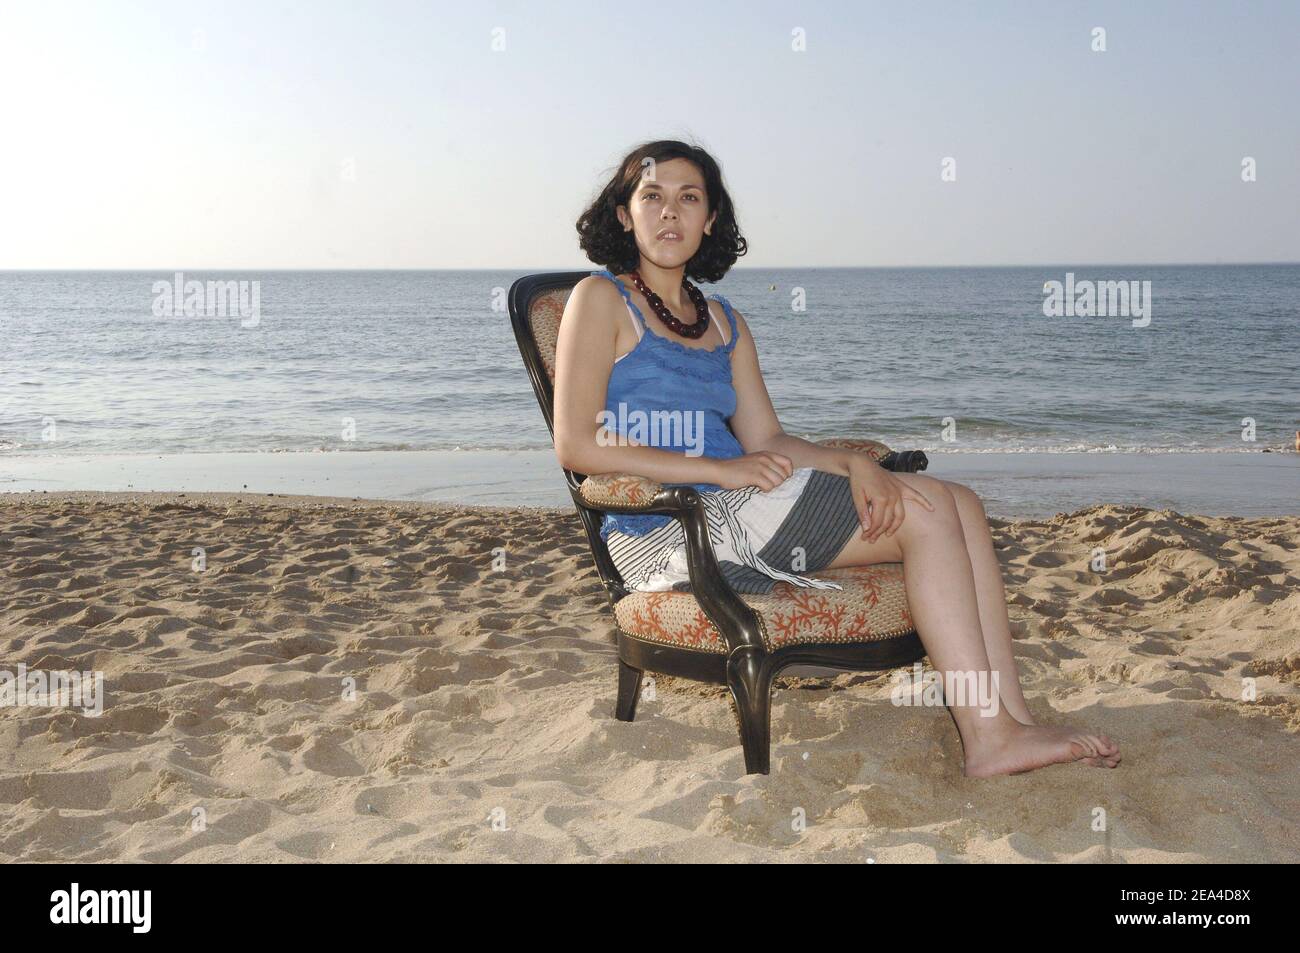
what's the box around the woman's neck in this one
[634,261,689,313]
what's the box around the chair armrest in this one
[578,472,669,511]
[815,437,929,473]
[815,437,892,461]
[574,473,766,654]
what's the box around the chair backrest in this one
[508,270,631,605]
[507,271,590,457]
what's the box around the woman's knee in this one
[893,472,961,535]
[941,479,986,518]
[895,472,956,511]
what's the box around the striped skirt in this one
[605,467,864,594]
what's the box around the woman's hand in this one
[710,451,794,491]
[847,454,935,542]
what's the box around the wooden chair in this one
[508,271,930,775]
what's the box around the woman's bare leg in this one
[940,478,1119,767]
[823,471,1120,776]
[939,480,1037,724]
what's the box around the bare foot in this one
[962,721,1121,777]
[1004,704,1120,768]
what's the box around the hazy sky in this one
[2,0,1296,269]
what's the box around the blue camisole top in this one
[589,269,746,543]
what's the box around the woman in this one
[553,140,1120,777]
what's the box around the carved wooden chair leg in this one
[726,649,777,775]
[615,658,643,722]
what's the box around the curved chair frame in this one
[508,271,930,774]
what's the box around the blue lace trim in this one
[592,270,739,379]
[632,333,732,381]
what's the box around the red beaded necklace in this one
[628,269,711,340]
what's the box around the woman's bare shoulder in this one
[725,304,753,346]
[561,274,627,334]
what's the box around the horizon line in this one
[4,260,1299,273]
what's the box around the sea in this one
[1,265,1296,514]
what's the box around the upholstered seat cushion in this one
[614,564,913,654]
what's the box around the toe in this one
[1088,729,1117,754]
[1080,754,1120,768]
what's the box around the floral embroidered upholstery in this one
[614,564,914,654]
[529,287,569,383]
[815,437,891,462]
[579,472,664,509]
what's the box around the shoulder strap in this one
[590,270,645,335]
[709,294,739,352]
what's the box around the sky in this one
[1,0,1297,269]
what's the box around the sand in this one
[0,491,1296,863]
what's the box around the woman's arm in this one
[726,306,859,477]
[552,276,724,484]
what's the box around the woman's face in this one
[617,157,717,270]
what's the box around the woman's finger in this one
[866,499,890,542]
[903,486,936,511]
[759,452,793,479]
[882,497,904,537]
[883,499,904,535]
[874,497,900,542]
[866,494,889,539]
[852,484,871,532]
[860,495,878,539]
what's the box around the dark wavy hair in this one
[576,139,747,284]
